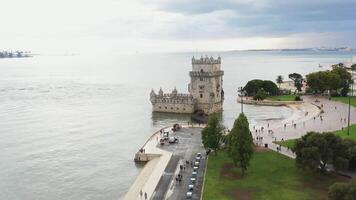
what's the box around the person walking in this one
[144,192,147,200]
[140,190,143,199]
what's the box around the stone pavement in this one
[124,125,205,200]
[252,95,356,158]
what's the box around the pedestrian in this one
[284,124,286,129]
[183,165,186,171]
[144,192,147,200]
[140,190,143,199]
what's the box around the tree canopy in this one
[306,67,351,96]
[243,79,278,96]
[201,113,224,153]
[288,73,303,92]
[329,181,356,200]
[227,113,254,174]
[293,132,356,173]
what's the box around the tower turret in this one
[158,88,163,96]
[172,87,178,96]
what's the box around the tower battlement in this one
[192,56,221,65]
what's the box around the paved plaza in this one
[253,95,356,158]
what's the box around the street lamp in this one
[348,79,354,135]
[238,87,246,113]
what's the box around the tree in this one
[227,113,254,175]
[244,79,278,96]
[262,80,279,95]
[276,75,283,89]
[351,63,356,71]
[288,73,303,92]
[293,132,332,173]
[331,67,352,96]
[201,113,224,154]
[253,88,266,100]
[244,79,264,96]
[329,182,356,200]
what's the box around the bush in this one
[253,89,266,100]
[329,182,356,200]
[294,95,302,101]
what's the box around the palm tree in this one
[276,75,283,89]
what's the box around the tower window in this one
[200,94,203,98]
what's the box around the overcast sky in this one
[1,0,356,53]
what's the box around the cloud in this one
[0,0,355,52]
[142,0,356,39]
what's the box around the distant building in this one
[150,56,224,114]
[279,80,307,94]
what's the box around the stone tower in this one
[189,56,224,114]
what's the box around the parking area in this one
[152,127,206,200]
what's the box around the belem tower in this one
[150,56,224,114]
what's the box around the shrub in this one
[329,182,356,200]
[294,95,302,101]
[253,89,266,100]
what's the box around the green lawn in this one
[267,95,296,101]
[203,150,346,200]
[331,96,356,107]
[333,124,356,141]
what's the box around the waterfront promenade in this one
[124,124,205,200]
[252,95,356,158]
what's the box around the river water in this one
[0,51,355,199]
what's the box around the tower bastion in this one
[150,56,224,114]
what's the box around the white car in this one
[168,137,178,143]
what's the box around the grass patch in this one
[331,96,356,108]
[274,140,295,149]
[203,150,347,200]
[334,124,356,141]
[267,95,296,101]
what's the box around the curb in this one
[200,155,209,200]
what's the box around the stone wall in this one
[152,102,194,113]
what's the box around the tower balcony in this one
[189,71,224,77]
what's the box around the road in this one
[151,127,206,200]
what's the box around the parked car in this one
[168,136,179,143]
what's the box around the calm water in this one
[0,51,355,199]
